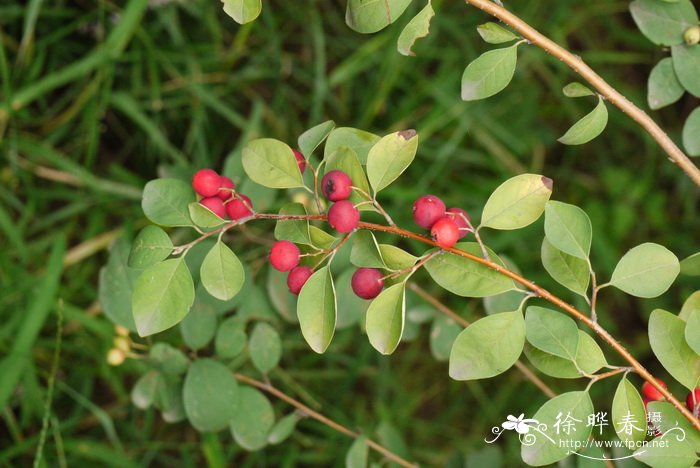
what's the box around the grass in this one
[1,0,699,466]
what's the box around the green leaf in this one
[158,377,186,423]
[128,226,173,269]
[397,1,434,56]
[541,239,590,298]
[325,146,373,210]
[242,138,304,189]
[274,203,312,245]
[200,241,245,301]
[648,57,685,110]
[222,0,262,24]
[629,0,698,46]
[267,413,299,445]
[179,302,217,350]
[131,371,160,410]
[521,391,594,465]
[686,309,700,355]
[366,130,419,193]
[215,316,247,359]
[188,202,226,229]
[309,226,337,250]
[461,44,518,101]
[366,283,406,355]
[646,401,700,451]
[562,82,594,98]
[634,420,698,468]
[680,291,700,320]
[476,22,517,44]
[230,386,275,451]
[142,178,195,227]
[345,0,412,34]
[324,127,380,164]
[297,267,336,353]
[649,309,700,390]
[346,436,369,468]
[183,359,239,432]
[351,231,386,269]
[149,343,190,376]
[379,244,417,271]
[429,315,462,362]
[298,120,335,157]
[682,107,700,156]
[99,237,139,331]
[448,311,525,380]
[672,44,700,98]
[680,252,700,275]
[558,97,608,145]
[612,377,647,444]
[249,322,282,374]
[609,243,680,298]
[132,258,195,337]
[425,243,516,297]
[544,201,592,259]
[524,330,607,378]
[525,306,579,360]
[480,174,553,230]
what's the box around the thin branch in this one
[463,0,700,187]
[234,373,418,467]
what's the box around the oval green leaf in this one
[267,413,300,445]
[525,306,579,360]
[297,266,336,353]
[648,57,685,110]
[324,127,380,164]
[142,178,195,227]
[680,252,700,275]
[649,309,700,390]
[476,22,517,44]
[242,138,304,189]
[609,243,680,298]
[149,343,190,376]
[366,130,419,193]
[366,283,406,355]
[480,174,553,230]
[544,201,592,259]
[630,0,698,46]
[99,237,139,331]
[274,202,311,245]
[558,98,608,145]
[541,238,590,298]
[686,309,700,355]
[672,44,700,97]
[524,330,607,379]
[188,202,226,229]
[230,386,275,451]
[298,120,335,157]
[249,322,282,374]
[179,302,217,350]
[461,44,518,101]
[183,359,239,432]
[128,226,173,269]
[222,0,262,24]
[200,241,245,301]
[682,106,700,156]
[346,436,369,468]
[448,310,525,380]
[563,82,594,98]
[132,258,195,337]
[345,0,412,34]
[429,315,462,362]
[397,1,435,56]
[350,230,386,269]
[215,316,247,359]
[612,376,647,444]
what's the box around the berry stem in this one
[352,186,396,226]
[472,227,491,261]
[312,160,325,214]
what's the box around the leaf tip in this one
[541,176,553,191]
[398,129,417,140]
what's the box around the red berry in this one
[293,149,306,174]
[642,379,667,401]
[321,170,353,201]
[269,240,301,272]
[327,200,360,233]
[199,197,226,218]
[217,176,235,201]
[192,169,221,197]
[431,217,460,249]
[226,194,254,220]
[351,268,384,300]
[446,207,471,239]
[413,195,446,229]
[686,389,700,415]
[287,266,313,295]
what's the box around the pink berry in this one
[327,200,360,233]
[642,380,667,401]
[321,170,353,201]
[446,207,471,239]
[269,240,301,272]
[413,195,446,229]
[192,169,221,197]
[226,194,254,220]
[293,149,306,174]
[351,268,384,300]
[217,176,235,201]
[287,266,313,295]
[431,217,460,249]
[686,389,700,415]
[199,197,226,218]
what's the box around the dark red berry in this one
[269,240,301,272]
[327,200,360,233]
[351,268,384,300]
[226,194,254,220]
[321,170,353,201]
[293,149,306,174]
[446,207,471,239]
[642,380,667,401]
[431,217,460,249]
[686,389,700,415]
[217,176,235,201]
[199,197,226,218]
[413,195,446,229]
[287,266,313,295]
[192,169,221,197]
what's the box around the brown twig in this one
[234,373,418,467]
[462,0,700,187]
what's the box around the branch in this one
[233,373,418,467]
[463,0,700,187]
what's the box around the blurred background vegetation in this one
[1,0,699,466]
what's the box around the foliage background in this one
[1,0,698,465]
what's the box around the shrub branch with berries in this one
[100,121,700,466]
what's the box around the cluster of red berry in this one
[641,379,700,416]
[412,195,472,249]
[192,169,253,220]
